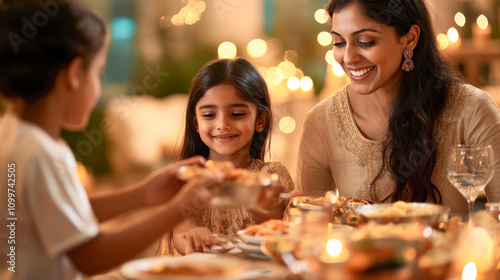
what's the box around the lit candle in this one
[472,14,491,49]
[450,227,497,279]
[447,27,462,50]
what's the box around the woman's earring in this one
[401,47,414,72]
[196,129,199,133]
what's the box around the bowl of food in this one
[354,201,450,228]
[178,160,279,207]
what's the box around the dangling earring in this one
[401,47,414,72]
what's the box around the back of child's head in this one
[0,0,107,103]
[181,58,272,160]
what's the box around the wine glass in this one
[446,145,495,225]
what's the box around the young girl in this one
[161,58,295,255]
[0,1,221,279]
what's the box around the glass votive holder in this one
[485,202,500,222]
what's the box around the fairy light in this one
[287,77,300,90]
[299,76,313,91]
[332,62,345,77]
[325,50,335,65]
[294,68,304,80]
[317,31,333,46]
[477,14,488,30]
[266,67,283,85]
[447,27,459,43]
[455,12,466,27]
[218,41,237,59]
[169,0,206,26]
[314,9,329,24]
[279,116,296,134]
[247,39,267,58]
[436,33,450,49]
[277,61,296,79]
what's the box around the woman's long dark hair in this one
[327,0,462,203]
[0,0,107,102]
[180,58,272,161]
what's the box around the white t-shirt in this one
[0,113,99,280]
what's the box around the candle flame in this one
[455,12,466,27]
[326,238,343,257]
[437,33,450,49]
[447,28,459,43]
[477,15,488,30]
[462,262,477,280]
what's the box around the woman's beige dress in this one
[297,83,500,214]
[162,159,294,256]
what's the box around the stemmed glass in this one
[446,145,495,225]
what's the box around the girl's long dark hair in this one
[0,0,106,102]
[327,0,462,203]
[180,58,272,161]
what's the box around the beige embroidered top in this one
[162,159,294,256]
[297,84,500,214]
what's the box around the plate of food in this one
[237,219,290,245]
[354,201,450,228]
[121,254,245,280]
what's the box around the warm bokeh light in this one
[325,50,335,65]
[283,50,299,64]
[266,67,284,85]
[436,33,450,49]
[462,262,477,280]
[294,68,304,80]
[218,41,237,59]
[314,8,329,24]
[332,62,345,77]
[326,239,342,257]
[169,0,206,26]
[279,116,296,134]
[447,28,459,43]
[277,61,296,79]
[477,14,489,30]
[317,31,333,46]
[287,77,300,90]
[455,12,466,27]
[299,76,313,91]
[247,39,267,58]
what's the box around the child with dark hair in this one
[161,58,294,255]
[0,1,221,279]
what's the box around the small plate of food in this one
[237,219,290,245]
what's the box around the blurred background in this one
[67,0,500,193]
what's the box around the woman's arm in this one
[89,157,205,222]
[67,173,221,275]
[296,110,335,195]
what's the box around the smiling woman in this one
[296,0,500,215]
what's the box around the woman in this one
[297,0,500,214]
